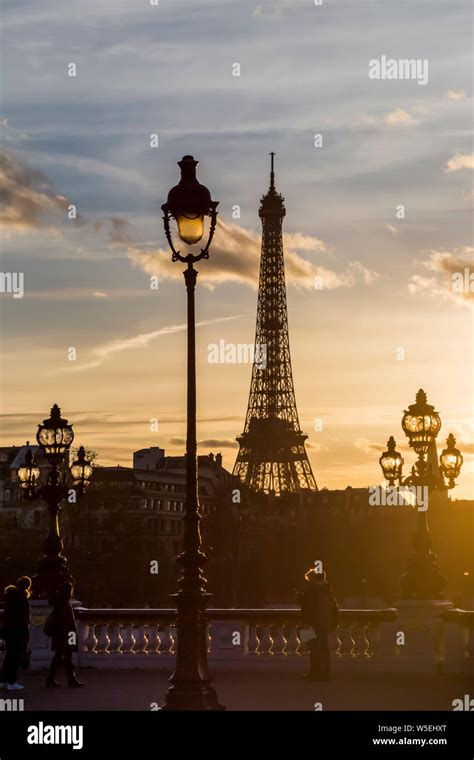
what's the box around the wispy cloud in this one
[354,438,383,455]
[53,314,241,373]
[409,247,474,307]
[445,153,474,172]
[447,90,465,101]
[128,219,378,291]
[383,108,418,127]
[170,437,238,449]
[0,152,132,242]
[0,151,68,231]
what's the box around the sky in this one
[1,0,473,497]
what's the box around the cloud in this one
[170,437,238,449]
[409,248,474,307]
[445,153,474,172]
[0,151,132,242]
[305,441,325,453]
[91,215,131,244]
[447,90,465,101]
[54,314,241,373]
[383,108,418,127]
[354,438,382,455]
[386,224,399,237]
[0,151,69,231]
[128,219,378,291]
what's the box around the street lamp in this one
[439,433,463,489]
[401,388,441,458]
[160,156,223,711]
[379,436,403,486]
[70,446,94,496]
[17,404,92,601]
[379,389,463,600]
[17,449,40,496]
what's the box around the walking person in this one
[298,568,338,681]
[44,581,83,688]
[0,576,32,691]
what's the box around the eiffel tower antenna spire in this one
[270,151,275,190]
[233,156,317,495]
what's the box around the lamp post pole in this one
[400,456,445,600]
[160,157,223,710]
[36,461,72,602]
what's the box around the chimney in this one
[216,453,222,467]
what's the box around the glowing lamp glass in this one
[176,213,205,245]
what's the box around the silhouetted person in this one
[298,568,338,681]
[44,581,83,688]
[0,576,32,690]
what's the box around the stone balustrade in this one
[72,607,398,669]
[1,605,472,672]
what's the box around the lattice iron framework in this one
[233,154,317,495]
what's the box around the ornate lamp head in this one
[401,389,441,457]
[36,404,74,464]
[440,433,463,488]
[161,155,218,262]
[70,446,93,494]
[379,436,404,485]
[17,448,40,492]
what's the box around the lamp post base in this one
[160,592,225,711]
[161,682,225,712]
[33,553,74,602]
[401,548,446,601]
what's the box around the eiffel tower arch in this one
[233,155,317,495]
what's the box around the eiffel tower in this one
[233,154,317,495]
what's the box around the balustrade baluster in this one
[142,625,157,654]
[159,624,175,654]
[353,622,370,658]
[84,622,98,654]
[95,624,110,655]
[271,624,286,655]
[257,625,273,655]
[284,624,299,655]
[120,625,135,655]
[107,623,122,654]
[247,624,259,655]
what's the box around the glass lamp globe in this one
[70,446,93,490]
[379,436,403,485]
[401,389,441,456]
[17,449,40,490]
[440,433,463,487]
[36,404,74,462]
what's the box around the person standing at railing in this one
[298,568,339,681]
[0,576,32,691]
[44,581,83,688]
